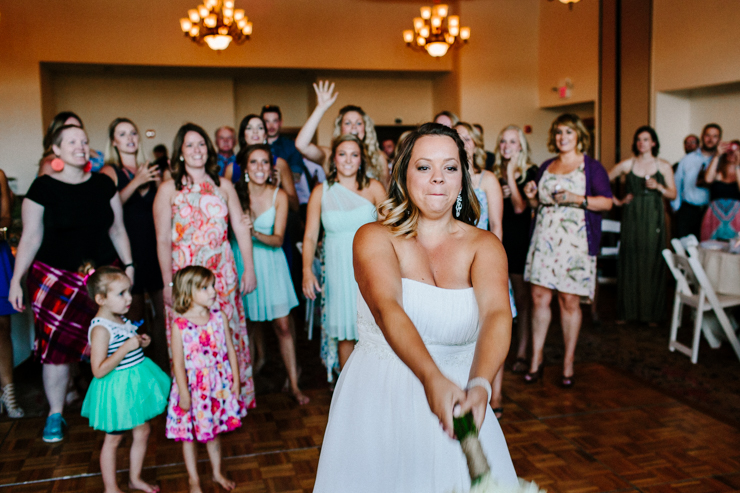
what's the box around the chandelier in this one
[403,4,470,58]
[550,0,581,10]
[179,0,252,51]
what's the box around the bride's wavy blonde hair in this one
[378,123,480,237]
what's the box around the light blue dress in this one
[473,173,517,318]
[232,188,298,321]
[321,183,376,341]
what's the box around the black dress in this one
[502,166,537,275]
[114,167,163,294]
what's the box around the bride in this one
[313,123,518,492]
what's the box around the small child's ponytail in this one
[86,265,127,300]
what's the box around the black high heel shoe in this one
[523,363,544,384]
[560,374,574,388]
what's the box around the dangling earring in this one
[180,155,185,162]
[455,192,463,218]
[50,157,65,172]
[244,172,250,183]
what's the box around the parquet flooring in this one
[1,363,738,493]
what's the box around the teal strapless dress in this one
[321,183,376,340]
[232,188,298,321]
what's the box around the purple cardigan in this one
[533,155,612,256]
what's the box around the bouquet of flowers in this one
[453,412,546,493]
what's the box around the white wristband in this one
[466,377,492,403]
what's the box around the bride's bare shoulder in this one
[462,223,506,255]
[355,222,392,248]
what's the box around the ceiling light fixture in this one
[179,0,252,51]
[402,4,469,58]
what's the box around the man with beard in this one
[672,123,722,238]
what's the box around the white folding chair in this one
[670,233,698,257]
[598,219,621,271]
[662,248,740,363]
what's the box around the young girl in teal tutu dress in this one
[166,266,242,492]
[80,266,170,493]
[231,144,307,404]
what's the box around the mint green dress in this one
[321,183,376,341]
[232,188,298,321]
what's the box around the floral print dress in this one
[166,311,242,442]
[166,179,255,414]
[524,163,597,299]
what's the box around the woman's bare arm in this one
[507,165,527,214]
[301,184,323,300]
[223,179,257,294]
[483,171,503,240]
[253,188,288,247]
[0,170,12,229]
[295,81,337,164]
[108,193,134,282]
[461,234,512,428]
[9,199,45,311]
[153,181,175,304]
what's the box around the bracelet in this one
[123,263,135,269]
[466,377,492,404]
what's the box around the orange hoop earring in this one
[50,158,65,172]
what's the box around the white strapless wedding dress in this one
[313,278,518,493]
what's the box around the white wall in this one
[51,72,236,161]
[654,92,692,164]
[689,84,740,144]
[655,83,740,164]
[459,0,556,165]
[234,77,312,130]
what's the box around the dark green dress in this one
[617,171,667,322]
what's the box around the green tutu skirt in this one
[81,357,170,433]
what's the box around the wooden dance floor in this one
[1,363,739,492]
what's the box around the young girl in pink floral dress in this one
[154,123,257,414]
[166,266,241,492]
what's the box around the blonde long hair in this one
[332,105,385,181]
[378,123,479,237]
[492,125,535,183]
[104,117,147,168]
[454,122,487,173]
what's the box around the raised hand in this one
[501,184,511,199]
[313,80,339,111]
